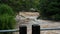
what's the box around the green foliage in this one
[0,0,40,12]
[0,4,16,34]
[0,0,22,12]
[0,14,16,30]
[51,14,60,21]
[31,0,40,9]
[0,14,16,34]
[0,4,14,15]
[38,0,60,21]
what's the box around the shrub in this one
[38,0,60,21]
[0,14,16,34]
[0,4,16,34]
[0,4,15,16]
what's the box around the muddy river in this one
[14,12,60,34]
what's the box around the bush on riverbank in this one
[0,14,16,34]
[0,4,15,16]
[0,4,16,34]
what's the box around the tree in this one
[38,0,60,21]
[0,0,22,12]
[0,0,40,12]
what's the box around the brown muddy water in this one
[14,12,60,34]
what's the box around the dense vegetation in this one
[0,0,40,12]
[38,0,60,21]
[0,4,16,34]
[0,14,16,34]
[0,4,14,15]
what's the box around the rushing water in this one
[14,15,60,34]
[16,15,60,28]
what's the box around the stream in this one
[14,14,60,34]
